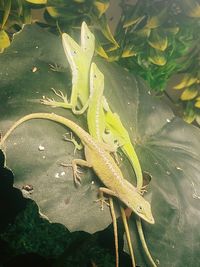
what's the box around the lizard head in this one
[134,199,155,224]
[123,190,155,224]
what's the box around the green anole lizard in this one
[0,113,155,225]
[41,21,95,114]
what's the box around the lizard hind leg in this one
[95,187,118,210]
[109,197,119,267]
[63,132,83,154]
[95,189,110,211]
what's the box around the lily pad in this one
[0,24,200,266]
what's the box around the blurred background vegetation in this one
[0,0,200,124]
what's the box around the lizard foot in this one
[63,132,83,154]
[138,185,147,195]
[40,88,71,108]
[95,192,110,210]
[49,63,63,72]
[61,162,83,186]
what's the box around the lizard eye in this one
[137,205,143,213]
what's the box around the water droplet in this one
[32,67,37,73]
[38,145,45,151]
[55,173,60,178]
[156,259,160,265]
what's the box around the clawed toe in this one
[95,196,110,210]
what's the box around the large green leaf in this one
[0,25,200,266]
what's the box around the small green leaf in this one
[0,30,10,51]
[182,0,200,17]
[25,0,47,4]
[146,15,160,29]
[1,0,11,29]
[195,99,200,108]
[94,1,110,17]
[96,15,119,48]
[123,16,145,29]
[136,27,151,38]
[145,8,167,29]
[180,86,198,101]
[173,74,197,90]
[95,39,108,59]
[148,48,166,66]
[165,27,179,35]
[22,6,32,24]
[46,6,60,18]
[196,114,200,125]
[148,29,168,51]
[183,111,195,123]
[183,101,196,123]
[122,44,137,58]
[74,0,85,3]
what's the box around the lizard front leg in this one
[41,88,73,109]
[41,88,90,115]
[63,132,83,154]
[62,159,92,185]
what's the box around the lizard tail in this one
[0,112,87,148]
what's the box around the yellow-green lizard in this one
[102,100,157,267]
[88,62,136,267]
[102,83,157,267]
[88,62,158,267]
[87,51,157,267]
[0,112,154,225]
